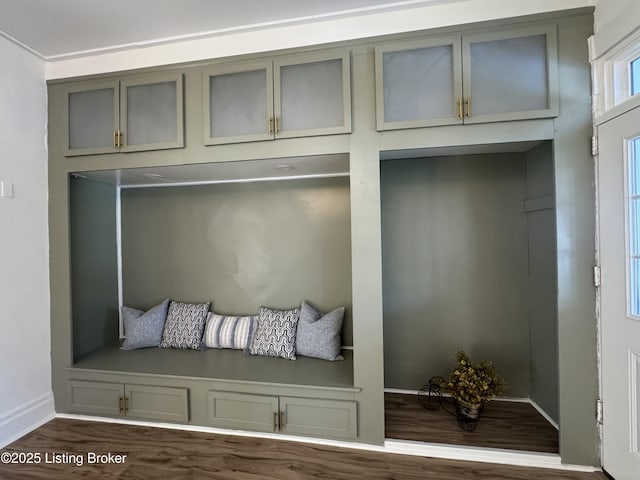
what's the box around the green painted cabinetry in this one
[204,50,351,145]
[208,391,357,440]
[63,72,184,156]
[375,24,558,130]
[279,396,357,440]
[69,380,189,422]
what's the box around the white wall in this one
[0,37,54,447]
[592,0,640,57]
[45,0,591,79]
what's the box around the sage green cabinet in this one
[204,50,351,145]
[69,380,189,422]
[376,36,463,129]
[375,24,558,130]
[207,391,280,433]
[208,391,357,440]
[204,61,274,145]
[63,73,184,156]
[279,396,357,440]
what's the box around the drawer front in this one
[69,380,123,416]
[125,384,189,423]
[280,397,357,440]
[208,391,279,433]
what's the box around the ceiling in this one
[0,0,438,59]
[73,154,350,187]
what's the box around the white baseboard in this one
[384,387,421,395]
[529,398,559,430]
[384,388,531,403]
[0,392,55,448]
[384,439,598,472]
[56,413,598,473]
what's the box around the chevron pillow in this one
[159,300,210,350]
[249,306,300,360]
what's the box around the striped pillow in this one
[203,312,257,350]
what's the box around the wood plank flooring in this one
[0,418,605,479]
[385,392,559,453]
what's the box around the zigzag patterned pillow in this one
[203,312,256,350]
[249,306,300,360]
[159,300,210,350]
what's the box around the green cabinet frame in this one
[63,72,184,156]
[375,23,558,130]
[69,380,189,422]
[208,390,357,440]
[203,49,351,145]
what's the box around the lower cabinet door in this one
[69,380,124,416]
[208,391,279,433]
[125,384,189,423]
[279,397,357,440]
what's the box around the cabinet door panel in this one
[204,62,273,145]
[125,384,189,422]
[275,52,351,138]
[376,37,462,130]
[64,81,119,156]
[280,397,357,440]
[120,73,184,152]
[208,391,278,433]
[69,380,123,416]
[463,25,558,123]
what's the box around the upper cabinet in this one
[204,51,351,145]
[63,73,184,156]
[376,36,463,129]
[375,24,558,130]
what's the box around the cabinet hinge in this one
[591,135,599,156]
[596,399,603,425]
[593,265,601,287]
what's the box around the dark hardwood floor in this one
[385,392,559,453]
[0,418,605,479]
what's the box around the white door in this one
[599,104,640,480]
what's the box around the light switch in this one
[1,181,14,198]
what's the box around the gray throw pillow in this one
[249,306,300,360]
[296,301,345,361]
[159,300,210,350]
[121,299,170,350]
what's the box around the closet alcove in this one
[380,141,559,453]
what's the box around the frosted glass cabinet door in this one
[274,51,351,138]
[375,37,462,130]
[120,73,184,152]
[64,81,119,156]
[204,62,274,145]
[462,25,558,123]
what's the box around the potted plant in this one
[443,350,506,424]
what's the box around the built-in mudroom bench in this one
[62,152,356,441]
[68,347,358,439]
[47,8,599,467]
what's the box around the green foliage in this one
[444,350,506,405]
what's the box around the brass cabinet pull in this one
[113,131,118,148]
[268,116,273,134]
[457,97,463,119]
[117,131,124,147]
[124,396,129,414]
[465,96,471,118]
[274,115,279,135]
[279,411,284,430]
[118,396,124,414]
[273,412,278,431]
